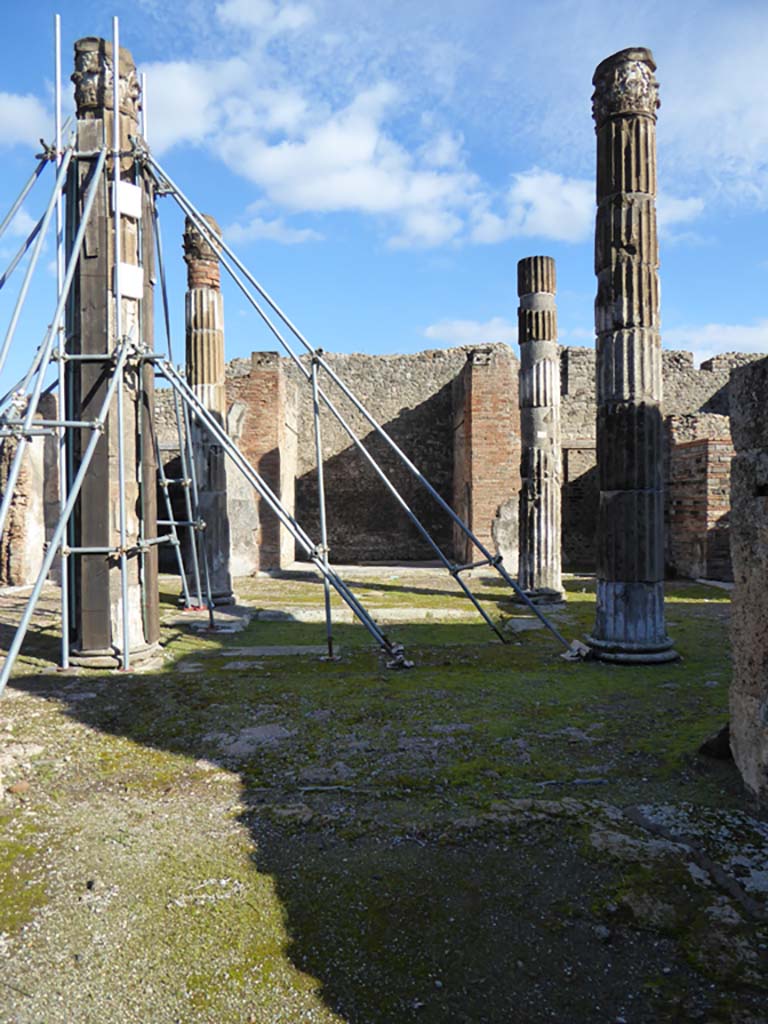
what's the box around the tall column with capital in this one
[183,215,234,605]
[67,37,159,665]
[587,47,676,662]
[517,256,563,603]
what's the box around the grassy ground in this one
[0,569,766,1023]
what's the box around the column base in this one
[178,590,236,608]
[516,587,566,605]
[585,635,678,664]
[69,639,162,670]
[588,579,678,663]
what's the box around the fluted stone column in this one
[183,216,234,605]
[587,47,676,663]
[67,37,159,665]
[517,256,563,603]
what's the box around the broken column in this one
[728,357,768,803]
[183,215,234,605]
[517,256,563,602]
[587,47,676,662]
[66,37,159,665]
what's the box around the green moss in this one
[0,815,47,933]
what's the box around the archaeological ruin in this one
[0,31,766,806]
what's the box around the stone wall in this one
[286,347,472,563]
[0,394,59,588]
[149,343,762,576]
[728,356,768,803]
[666,415,733,580]
[558,348,762,572]
[560,348,599,569]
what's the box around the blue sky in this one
[1,0,768,388]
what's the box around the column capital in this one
[72,37,140,121]
[183,215,222,290]
[592,47,659,128]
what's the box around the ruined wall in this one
[226,352,297,571]
[729,356,768,803]
[559,348,762,573]
[150,343,761,577]
[0,394,59,588]
[560,348,599,569]
[287,348,471,562]
[452,346,520,569]
[666,415,733,580]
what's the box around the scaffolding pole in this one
[310,356,335,659]
[54,11,69,669]
[112,16,131,671]
[0,335,134,696]
[152,206,205,608]
[0,147,73,380]
[0,147,107,542]
[156,359,410,663]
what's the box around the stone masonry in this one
[666,414,733,581]
[588,47,676,663]
[728,357,768,803]
[517,257,563,601]
[0,394,59,588]
[146,341,758,574]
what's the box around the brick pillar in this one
[587,47,676,663]
[183,215,234,604]
[728,357,768,803]
[67,37,159,665]
[517,256,564,602]
[225,352,296,572]
[452,345,520,570]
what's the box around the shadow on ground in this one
[1,575,766,1023]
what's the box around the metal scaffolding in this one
[0,16,585,697]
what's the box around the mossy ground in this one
[0,568,765,1023]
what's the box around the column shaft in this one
[517,256,563,602]
[183,216,234,605]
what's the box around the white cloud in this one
[472,169,593,244]
[388,209,464,249]
[226,213,322,245]
[420,130,465,169]
[424,316,517,346]
[216,0,315,33]
[663,320,768,369]
[657,193,705,229]
[0,92,50,148]
[141,58,246,152]
[7,208,37,240]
